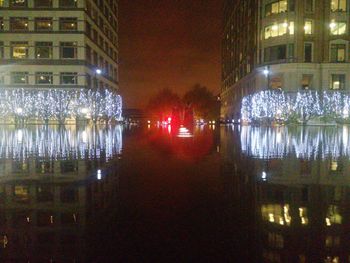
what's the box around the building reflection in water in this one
[222,125,350,263]
[0,125,123,262]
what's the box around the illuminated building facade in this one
[0,0,120,123]
[222,0,350,120]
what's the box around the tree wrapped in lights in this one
[241,90,350,124]
[0,88,123,124]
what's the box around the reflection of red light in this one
[167,117,172,123]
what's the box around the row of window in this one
[0,41,77,59]
[268,72,347,90]
[264,42,348,63]
[0,17,79,31]
[264,20,347,40]
[0,0,78,8]
[1,72,116,89]
[265,0,347,17]
[0,16,118,60]
[0,41,118,81]
[9,72,79,85]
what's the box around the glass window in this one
[304,20,313,34]
[59,17,77,31]
[10,0,27,7]
[288,43,294,59]
[10,17,28,31]
[35,72,53,84]
[330,21,347,35]
[301,74,313,90]
[331,0,347,12]
[305,0,314,12]
[35,17,53,31]
[34,0,52,7]
[60,42,77,58]
[11,42,28,59]
[60,72,78,84]
[264,21,293,39]
[0,42,4,58]
[331,74,345,90]
[13,185,29,203]
[0,0,5,7]
[36,185,54,202]
[331,44,346,62]
[264,45,287,62]
[35,42,53,59]
[11,72,28,84]
[304,43,312,62]
[265,0,287,16]
[59,0,77,7]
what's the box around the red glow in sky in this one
[119,0,223,109]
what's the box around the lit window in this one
[35,17,52,31]
[304,20,313,34]
[331,0,347,12]
[10,17,28,31]
[265,0,287,16]
[264,22,293,39]
[10,0,27,7]
[60,42,77,59]
[330,44,346,62]
[326,205,342,225]
[35,42,53,59]
[35,72,53,84]
[60,72,78,85]
[59,17,77,31]
[11,72,28,84]
[330,21,347,35]
[0,0,5,7]
[331,74,345,90]
[11,42,28,59]
[13,185,29,202]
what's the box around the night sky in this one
[119,0,223,109]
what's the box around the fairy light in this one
[241,90,349,123]
[0,88,122,122]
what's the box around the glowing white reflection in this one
[241,126,350,160]
[0,125,123,160]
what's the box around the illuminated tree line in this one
[241,90,350,123]
[0,88,122,124]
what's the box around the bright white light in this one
[81,108,89,114]
[97,169,102,180]
[330,21,336,29]
[262,171,267,181]
[16,108,23,114]
[95,69,102,75]
[263,69,269,76]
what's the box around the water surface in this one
[0,124,348,262]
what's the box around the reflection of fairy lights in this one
[0,126,123,160]
[97,169,102,180]
[241,126,350,160]
[177,127,193,138]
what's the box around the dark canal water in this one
[0,124,348,262]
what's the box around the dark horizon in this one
[119,0,223,109]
